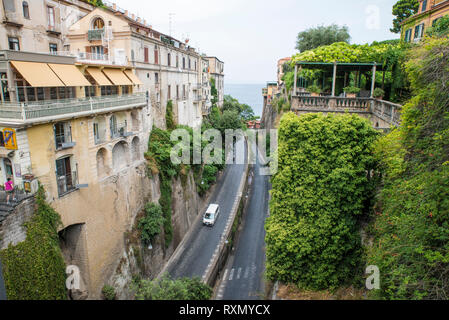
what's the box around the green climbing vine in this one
[0,185,67,300]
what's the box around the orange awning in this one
[48,64,91,87]
[86,67,113,86]
[11,61,65,87]
[124,69,143,85]
[102,68,133,86]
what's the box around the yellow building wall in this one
[26,112,150,299]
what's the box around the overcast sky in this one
[112,0,399,84]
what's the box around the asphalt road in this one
[217,144,271,300]
[168,137,247,280]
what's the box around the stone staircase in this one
[0,191,34,223]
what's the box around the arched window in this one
[22,1,30,19]
[92,17,105,30]
[112,141,129,171]
[96,148,109,178]
[131,137,141,162]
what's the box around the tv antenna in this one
[169,13,175,37]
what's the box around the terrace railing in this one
[291,96,402,127]
[0,93,147,124]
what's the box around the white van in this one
[203,204,220,227]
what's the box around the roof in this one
[206,204,219,214]
[296,61,385,72]
[401,0,449,26]
[205,56,224,63]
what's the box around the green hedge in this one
[0,185,67,300]
[265,112,378,290]
[367,37,449,300]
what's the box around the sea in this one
[224,83,265,118]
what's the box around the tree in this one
[391,0,419,34]
[295,24,350,52]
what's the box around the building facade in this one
[205,56,224,107]
[401,0,449,42]
[67,5,209,129]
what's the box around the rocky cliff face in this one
[261,102,277,130]
[107,170,208,300]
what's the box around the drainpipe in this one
[0,258,7,300]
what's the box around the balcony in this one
[47,23,62,35]
[111,122,133,139]
[0,93,147,125]
[3,12,23,28]
[88,28,104,41]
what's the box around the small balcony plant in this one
[373,88,385,100]
[343,86,361,98]
[307,84,322,97]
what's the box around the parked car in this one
[203,204,220,227]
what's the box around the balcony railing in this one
[88,28,104,41]
[57,171,78,197]
[0,93,147,124]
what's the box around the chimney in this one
[124,10,128,16]
[113,3,117,10]
[137,17,141,23]
[131,14,135,20]
[144,19,147,26]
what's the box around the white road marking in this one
[229,268,235,281]
[244,267,250,279]
[237,268,242,280]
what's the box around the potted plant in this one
[307,85,322,97]
[373,88,385,100]
[343,86,361,98]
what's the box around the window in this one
[155,72,159,84]
[110,115,118,139]
[168,53,171,66]
[432,17,442,27]
[49,43,58,54]
[47,6,55,30]
[54,122,73,150]
[421,0,427,12]
[188,58,191,70]
[92,17,105,30]
[8,37,20,51]
[56,157,76,196]
[144,47,149,63]
[0,73,10,103]
[183,57,186,69]
[176,55,179,68]
[3,0,15,12]
[414,23,424,40]
[176,85,179,100]
[154,48,159,64]
[22,1,30,19]
[91,46,104,60]
[183,85,186,100]
[168,85,171,100]
[404,28,412,42]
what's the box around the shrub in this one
[102,285,116,300]
[265,112,378,290]
[343,86,361,94]
[307,84,321,94]
[373,88,385,98]
[134,275,212,300]
[138,203,164,246]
